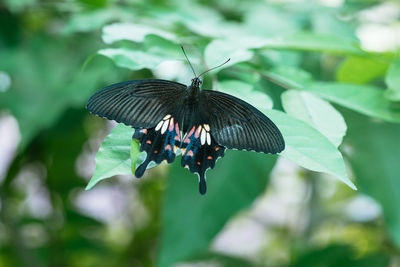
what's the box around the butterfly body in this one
[87,77,284,195]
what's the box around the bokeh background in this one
[1,0,400,266]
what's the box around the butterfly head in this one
[191,77,202,89]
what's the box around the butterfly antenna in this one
[198,58,231,78]
[181,45,197,78]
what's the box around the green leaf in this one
[204,39,253,72]
[265,109,355,190]
[385,57,400,101]
[291,244,389,267]
[261,32,364,55]
[305,82,400,123]
[64,9,131,33]
[0,37,122,149]
[131,139,140,174]
[102,23,178,44]
[98,48,165,71]
[86,124,159,190]
[218,80,273,111]
[344,110,400,247]
[0,71,11,92]
[264,66,313,89]
[158,150,277,267]
[222,81,354,189]
[337,56,389,84]
[281,90,347,147]
[86,124,134,190]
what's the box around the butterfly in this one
[86,48,285,195]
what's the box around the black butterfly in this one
[86,49,285,195]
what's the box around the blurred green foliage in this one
[1,0,400,266]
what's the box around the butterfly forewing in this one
[86,79,186,128]
[201,90,285,154]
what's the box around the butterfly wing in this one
[201,90,285,154]
[87,79,186,178]
[86,79,186,128]
[180,123,226,194]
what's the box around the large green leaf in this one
[264,67,400,123]
[98,48,166,71]
[266,110,355,190]
[291,244,389,267]
[344,110,400,247]
[101,23,179,44]
[86,124,162,189]
[204,39,253,72]
[281,90,347,147]
[264,66,313,89]
[86,124,134,190]
[261,32,364,55]
[385,56,400,101]
[337,56,389,84]
[0,38,121,149]
[157,150,277,267]
[305,82,400,123]
[217,81,354,189]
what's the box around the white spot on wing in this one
[200,129,206,145]
[206,133,211,145]
[203,124,210,131]
[161,120,169,134]
[163,114,171,120]
[155,120,163,131]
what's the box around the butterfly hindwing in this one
[86,79,186,128]
[201,90,285,154]
[181,124,225,194]
[133,114,182,178]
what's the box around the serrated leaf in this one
[218,80,273,111]
[102,23,178,44]
[385,56,400,101]
[281,90,347,147]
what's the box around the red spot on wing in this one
[207,156,213,160]
[175,123,181,141]
[215,147,220,151]
[186,150,194,157]
[184,126,195,143]
[165,144,172,151]
[194,126,202,138]
[146,140,152,144]
[196,161,201,165]
[140,129,148,134]
[169,118,174,131]
[154,150,159,154]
